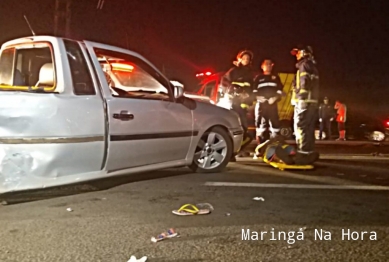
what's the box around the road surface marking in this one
[228,162,368,186]
[204,182,389,191]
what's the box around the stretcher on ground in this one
[255,141,314,171]
[263,157,314,171]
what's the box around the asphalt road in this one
[1,144,389,262]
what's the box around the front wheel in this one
[189,127,233,173]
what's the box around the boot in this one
[294,152,320,165]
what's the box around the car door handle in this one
[113,110,134,121]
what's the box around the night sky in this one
[1,0,388,116]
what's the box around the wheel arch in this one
[187,124,234,164]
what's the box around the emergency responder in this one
[221,50,255,158]
[290,45,320,165]
[318,97,335,140]
[334,100,347,140]
[253,59,284,147]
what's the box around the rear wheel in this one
[189,127,233,173]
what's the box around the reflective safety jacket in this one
[334,102,347,122]
[253,74,283,100]
[222,64,254,108]
[292,57,319,104]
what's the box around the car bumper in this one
[229,128,244,154]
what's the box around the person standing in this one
[334,100,347,140]
[252,59,284,158]
[222,50,255,159]
[290,45,320,164]
[318,97,334,140]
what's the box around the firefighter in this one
[334,100,347,140]
[318,97,335,140]
[253,59,284,152]
[290,45,320,165]
[222,50,255,158]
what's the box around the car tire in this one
[189,126,233,173]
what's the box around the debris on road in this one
[253,197,265,201]
[225,213,231,216]
[172,203,212,216]
[127,255,147,262]
[66,208,73,212]
[151,228,178,243]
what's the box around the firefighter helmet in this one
[290,45,313,56]
[236,49,254,61]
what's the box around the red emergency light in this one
[111,63,134,72]
[385,120,389,127]
[196,71,212,77]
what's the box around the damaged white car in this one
[0,36,243,194]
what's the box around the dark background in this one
[1,0,388,118]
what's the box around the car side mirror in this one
[174,85,184,99]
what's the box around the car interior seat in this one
[35,63,54,87]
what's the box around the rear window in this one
[0,42,56,92]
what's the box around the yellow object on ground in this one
[263,157,314,171]
[172,204,211,216]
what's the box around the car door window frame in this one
[93,48,174,102]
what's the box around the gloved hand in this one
[257,96,267,103]
[268,97,277,105]
[319,118,322,122]
[330,118,334,121]
[340,116,343,121]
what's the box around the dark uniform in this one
[318,99,334,139]
[222,58,255,151]
[291,46,319,163]
[253,73,283,142]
